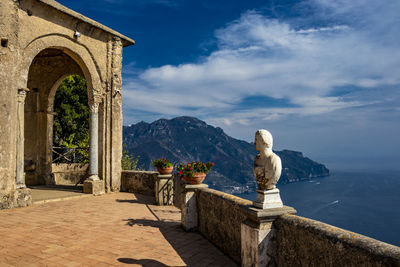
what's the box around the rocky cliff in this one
[123,116,329,192]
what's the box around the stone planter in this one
[184,172,206,185]
[157,166,173,175]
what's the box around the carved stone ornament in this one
[17,88,30,103]
[89,102,99,113]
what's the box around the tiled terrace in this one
[0,192,236,267]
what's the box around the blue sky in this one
[58,0,400,170]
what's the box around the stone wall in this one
[196,188,252,263]
[120,170,157,195]
[51,163,88,185]
[188,187,400,266]
[275,214,400,266]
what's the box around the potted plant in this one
[152,158,174,174]
[177,161,215,184]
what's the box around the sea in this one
[236,170,400,246]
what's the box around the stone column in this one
[83,101,104,195]
[181,183,208,231]
[89,102,99,180]
[241,206,296,267]
[16,88,29,188]
[155,174,174,205]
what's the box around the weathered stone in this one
[193,187,295,265]
[181,183,208,231]
[155,174,173,206]
[51,163,88,185]
[241,220,275,267]
[0,0,134,209]
[83,179,105,196]
[0,188,32,209]
[240,206,296,267]
[275,214,400,266]
[15,187,32,207]
[120,170,157,195]
[196,187,252,263]
[253,188,283,209]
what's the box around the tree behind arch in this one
[53,75,89,162]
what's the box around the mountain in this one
[123,116,329,193]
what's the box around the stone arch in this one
[20,36,104,186]
[19,34,104,104]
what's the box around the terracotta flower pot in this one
[157,166,173,175]
[184,172,206,185]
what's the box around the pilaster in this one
[181,183,208,231]
[155,174,174,205]
[240,206,296,266]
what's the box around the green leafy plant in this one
[59,133,89,163]
[177,161,214,178]
[53,75,89,163]
[53,75,89,148]
[152,158,173,168]
[121,146,140,170]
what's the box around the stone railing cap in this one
[157,174,173,178]
[182,183,209,190]
[241,205,296,223]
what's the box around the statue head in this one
[255,129,273,152]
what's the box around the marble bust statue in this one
[253,129,283,209]
[254,129,282,190]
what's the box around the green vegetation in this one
[152,158,173,168]
[53,74,141,168]
[53,75,89,163]
[121,146,140,170]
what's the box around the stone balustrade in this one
[176,181,400,266]
[119,171,400,266]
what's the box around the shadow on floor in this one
[29,185,83,192]
[118,193,237,267]
[118,258,168,266]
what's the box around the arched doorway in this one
[24,48,92,186]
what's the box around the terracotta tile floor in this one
[0,192,237,267]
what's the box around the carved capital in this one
[17,88,29,103]
[89,102,99,113]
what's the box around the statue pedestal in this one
[241,205,296,266]
[253,188,283,209]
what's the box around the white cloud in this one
[123,0,400,143]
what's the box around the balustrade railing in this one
[52,146,89,164]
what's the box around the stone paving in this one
[0,192,237,267]
[30,186,88,204]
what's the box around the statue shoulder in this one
[272,152,281,161]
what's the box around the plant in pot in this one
[177,161,215,185]
[152,158,174,175]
